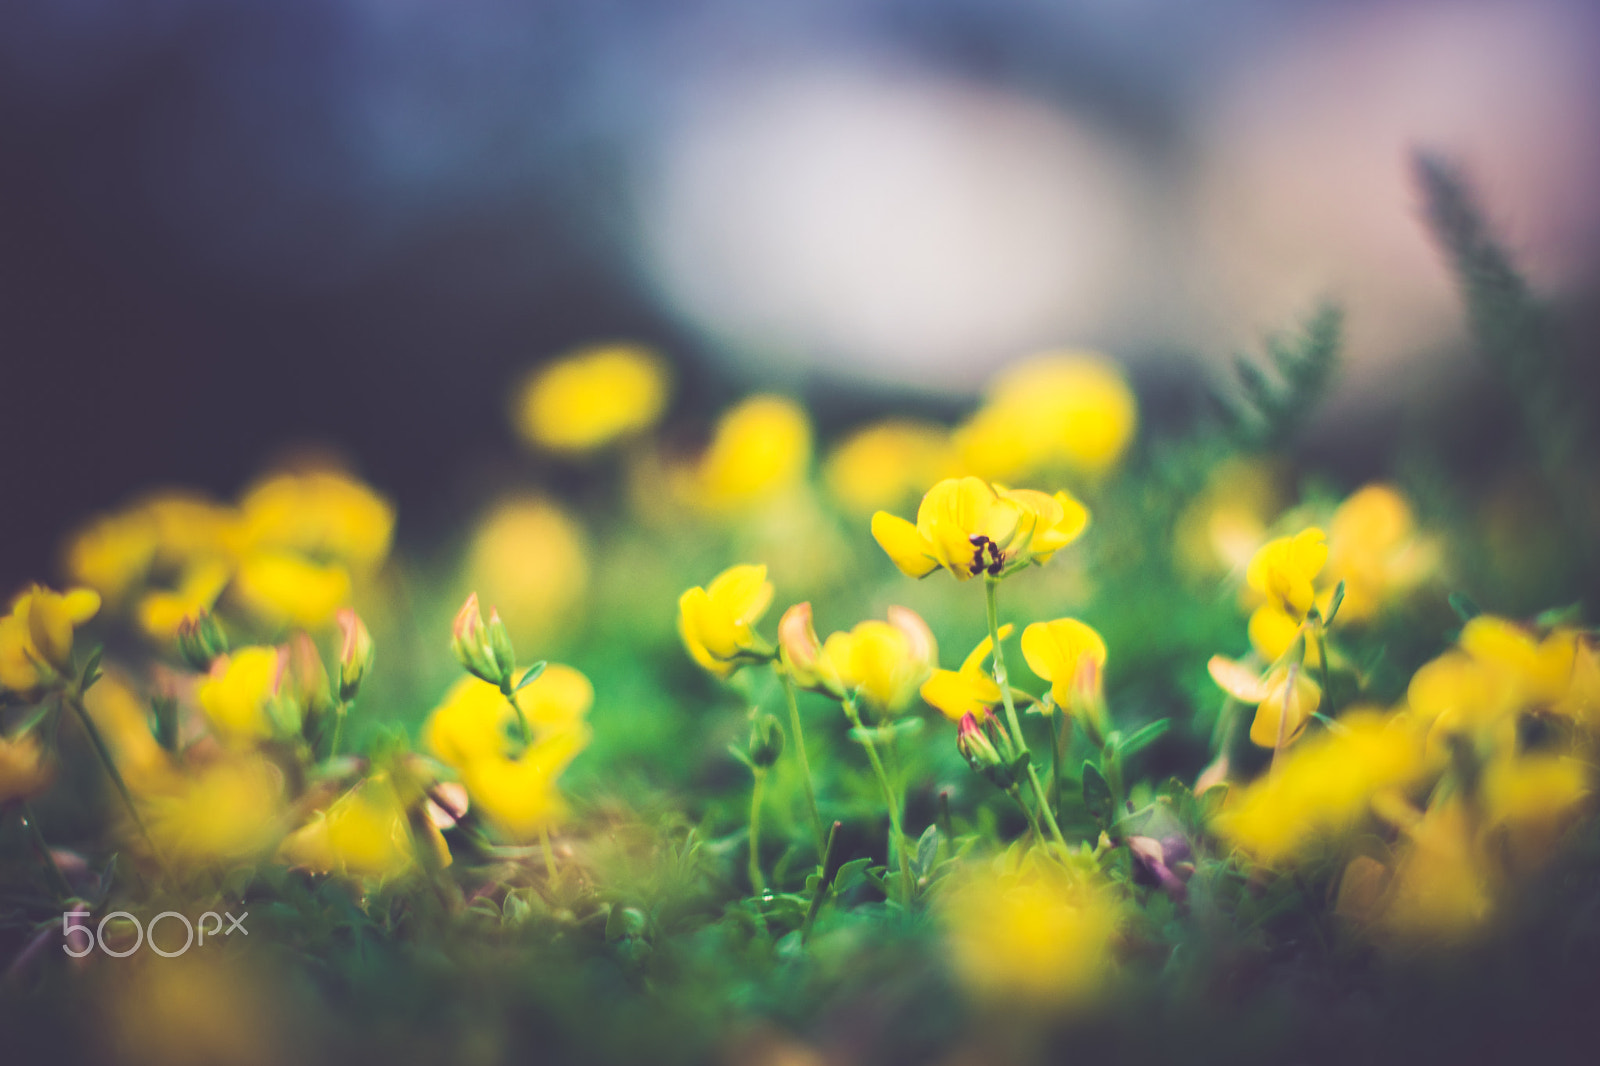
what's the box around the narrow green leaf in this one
[913,824,940,881]
[1082,761,1114,827]
[513,661,548,692]
[1448,592,1481,624]
[1116,718,1170,759]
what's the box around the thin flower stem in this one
[800,820,841,944]
[748,768,768,896]
[777,669,827,857]
[63,691,162,862]
[327,698,350,759]
[1049,710,1066,822]
[539,825,559,883]
[20,802,72,901]
[1006,784,1046,842]
[504,689,533,747]
[840,696,913,908]
[983,578,1068,847]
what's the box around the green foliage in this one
[1218,303,1343,448]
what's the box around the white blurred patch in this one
[1192,0,1600,409]
[636,62,1150,391]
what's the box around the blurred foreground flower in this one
[691,396,812,514]
[514,342,670,453]
[0,585,100,692]
[1325,484,1440,623]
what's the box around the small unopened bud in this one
[486,609,517,692]
[957,712,1015,789]
[335,608,374,701]
[748,713,785,768]
[778,602,826,690]
[452,593,513,688]
[176,610,229,672]
[1067,655,1108,747]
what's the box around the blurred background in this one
[4,0,1600,593]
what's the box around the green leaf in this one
[79,646,104,692]
[913,824,940,881]
[1324,581,1346,627]
[831,857,873,898]
[513,661,548,692]
[1116,719,1170,759]
[1082,761,1114,828]
[1448,592,1481,624]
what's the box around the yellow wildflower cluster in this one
[65,467,393,638]
[872,476,1088,582]
[0,584,101,694]
[514,342,671,453]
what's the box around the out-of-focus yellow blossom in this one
[283,774,448,879]
[102,952,284,1066]
[872,476,1088,581]
[64,492,237,606]
[143,756,286,865]
[424,665,594,768]
[143,493,240,564]
[237,468,394,570]
[1554,637,1600,726]
[232,552,352,629]
[1324,484,1439,623]
[196,647,283,743]
[921,626,1012,722]
[0,585,101,693]
[64,510,159,604]
[693,396,812,513]
[1020,618,1106,709]
[1244,528,1328,663]
[954,353,1138,481]
[1216,710,1426,865]
[1457,615,1577,709]
[813,608,937,717]
[1480,754,1591,874]
[824,420,955,515]
[462,727,590,842]
[1174,458,1283,578]
[679,564,775,679]
[939,845,1121,1009]
[464,496,588,647]
[1207,656,1321,749]
[136,559,230,640]
[0,732,54,804]
[1378,801,1494,943]
[85,671,179,795]
[514,342,670,452]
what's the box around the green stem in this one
[1102,744,1127,828]
[1049,709,1067,823]
[539,825,559,883]
[778,669,827,857]
[327,698,350,759]
[20,801,73,901]
[800,820,841,943]
[1007,785,1046,842]
[64,691,161,861]
[983,578,1068,847]
[748,768,768,896]
[841,697,912,907]
[503,689,532,747]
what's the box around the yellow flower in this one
[84,671,179,795]
[920,626,1013,722]
[514,342,670,452]
[939,845,1121,1009]
[64,509,160,604]
[1216,710,1425,865]
[143,756,286,865]
[238,468,394,570]
[0,732,54,805]
[1457,615,1576,709]
[1020,618,1107,708]
[196,646,283,742]
[815,608,937,717]
[1207,656,1321,749]
[424,665,593,768]
[1325,484,1439,623]
[283,774,447,879]
[871,476,1088,581]
[954,353,1138,480]
[136,559,230,640]
[233,552,352,629]
[1244,527,1329,662]
[464,496,588,647]
[1174,458,1283,578]
[1378,801,1494,943]
[0,585,101,692]
[824,420,955,514]
[678,564,775,678]
[462,727,590,842]
[694,396,812,513]
[1480,753,1590,874]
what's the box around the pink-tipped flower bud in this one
[957,712,1016,788]
[778,602,827,691]
[335,608,375,702]
[887,606,938,676]
[451,593,512,689]
[175,609,229,672]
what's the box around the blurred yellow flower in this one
[514,342,670,452]
[464,496,588,647]
[693,396,811,513]
[871,476,1088,581]
[1216,710,1425,865]
[136,559,230,640]
[238,468,394,570]
[955,352,1137,481]
[462,727,590,842]
[1174,458,1283,578]
[64,509,159,604]
[102,951,283,1066]
[1325,484,1439,623]
[233,552,352,630]
[1207,656,1321,749]
[1480,753,1590,874]
[144,756,286,866]
[678,564,775,679]
[920,626,1011,722]
[283,774,448,880]
[815,607,937,717]
[197,647,282,743]
[824,420,955,514]
[0,731,54,805]
[84,671,179,795]
[939,846,1121,1009]
[1378,801,1494,943]
[424,664,594,769]
[0,585,101,693]
[1020,618,1106,709]
[1244,527,1328,662]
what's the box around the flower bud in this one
[957,712,1015,789]
[452,593,512,688]
[175,609,230,672]
[335,608,374,701]
[748,712,785,769]
[778,602,827,691]
[486,608,517,692]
